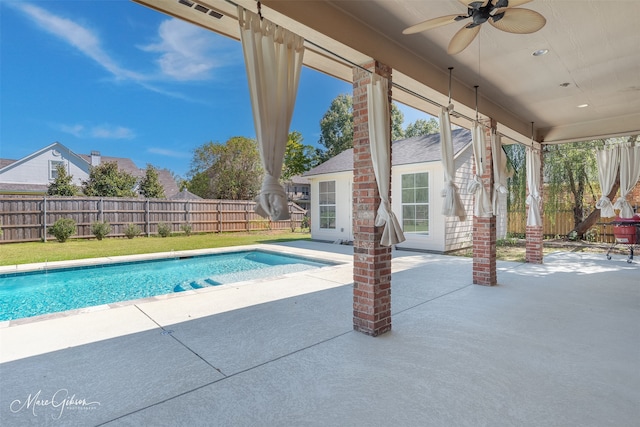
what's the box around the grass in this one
[0,231,311,266]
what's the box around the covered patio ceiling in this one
[134,0,640,145]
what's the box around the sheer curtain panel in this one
[525,147,542,226]
[614,143,640,218]
[491,131,509,214]
[595,145,620,218]
[467,121,492,217]
[238,7,304,221]
[439,106,466,221]
[367,74,405,246]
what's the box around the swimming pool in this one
[0,250,332,322]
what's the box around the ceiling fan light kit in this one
[403,0,546,55]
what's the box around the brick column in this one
[472,120,497,286]
[526,146,544,264]
[352,60,393,336]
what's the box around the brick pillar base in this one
[473,216,497,285]
[352,60,392,337]
[526,225,544,263]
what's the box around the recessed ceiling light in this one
[532,49,549,56]
[577,104,589,108]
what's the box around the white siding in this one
[0,144,89,186]
[444,145,474,252]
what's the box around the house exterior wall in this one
[307,144,479,253]
[307,171,353,242]
[0,144,88,187]
[444,144,474,252]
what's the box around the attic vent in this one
[178,0,194,7]
[194,4,209,13]
[209,10,223,19]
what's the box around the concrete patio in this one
[1,241,638,426]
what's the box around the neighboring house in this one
[0,142,179,197]
[304,128,505,253]
[283,175,310,211]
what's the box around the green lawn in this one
[0,231,311,266]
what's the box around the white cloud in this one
[56,123,135,140]
[14,3,145,82]
[59,124,85,138]
[141,18,237,81]
[148,147,192,158]
[91,125,136,140]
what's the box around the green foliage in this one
[180,223,192,236]
[390,103,405,141]
[504,144,527,211]
[544,142,600,227]
[318,94,353,160]
[48,218,77,243]
[82,162,137,197]
[139,164,166,199]
[91,221,111,241]
[187,136,263,200]
[124,223,142,239]
[157,222,172,237]
[301,215,310,231]
[282,131,318,181]
[404,118,440,138]
[47,163,78,196]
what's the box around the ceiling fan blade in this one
[448,25,481,55]
[458,0,488,9]
[403,14,465,35]
[490,8,546,34]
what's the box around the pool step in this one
[173,278,221,292]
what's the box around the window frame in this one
[318,180,336,230]
[401,172,430,235]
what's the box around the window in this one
[50,161,65,180]
[318,180,336,229]
[401,172,429,234]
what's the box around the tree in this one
[318,93,406,161]
[187,136,263,200]
[82,161,137,197]
[391,103,405,141]
[282,131,318,181]
[139,164,166,199]
[404,118,440,138]
[318,94,353,160]
[47,163,78,196]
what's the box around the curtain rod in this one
[224,0,531,144]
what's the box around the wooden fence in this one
[507,210,617,243]
[0,196,307,243]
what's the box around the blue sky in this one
[1,1,427,178]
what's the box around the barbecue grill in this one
[606,215,640,263]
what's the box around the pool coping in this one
[0,244,352,330]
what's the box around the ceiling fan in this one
[403,0,546,55]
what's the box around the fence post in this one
[42,196,47,242]
[246,203,250,232]
[99,198,104,222]
[145,199,150,237]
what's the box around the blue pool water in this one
[0,251,331,321]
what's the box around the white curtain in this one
[595,145,620,218]
[238,7,304,221]
[614,143,640,218]
[439,106,466,221]
[491,131,508,214]
[367,74,405,246]
[525,147,542,226]
[467,121,492,217]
